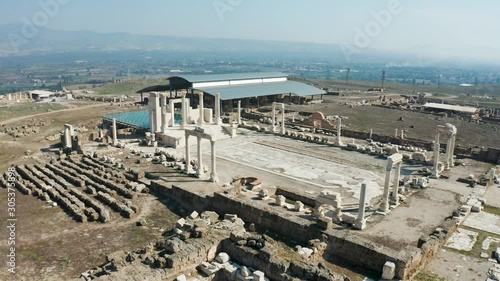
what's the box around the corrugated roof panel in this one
[196,80,325,100]
[169,72,288,83]
[423,102,478,114]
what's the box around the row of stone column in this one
[5,93,31,101]
[185,135,218,183]
[149,91,225,133]
[380,153,402,213]
[432,123,457,178]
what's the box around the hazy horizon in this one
[1,0,500,62]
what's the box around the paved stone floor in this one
[446,228,479,251]
[464,212,500,236]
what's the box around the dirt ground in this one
[0,100,141,171]
[0,96,499,280]
[0,99,184,280]
[424,249,490,281]
[286,94,500,148]
[0,187,180,281]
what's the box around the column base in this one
[332,213,342,224]
[215,118,222,125]
[390,198,400,206]
[353,219,366,230]
[183,164,193,175]
[379,202,389,213]
[209,173,219,183]
[196,171,205,178]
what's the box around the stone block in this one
[275,195,286,206]
[317,216,332,230]
[253,270,265,281]
[294,201,304,212]
[215,252,230,264]
[382,261,396,280]
[224,214,238,220]
[201,211,219,224]
[341,213,356,224]
[189,211,199,219]
[222,262,238,275]
[298,247,314,258]
[471,203,482,213]
[176,218,186,228]
[198,261,219,276]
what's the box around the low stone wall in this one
[324,216,459,280]
[219,239,347,281]
[326,229,400,275]
[150,181,210,212]
[275,186,317,207]
[241,110,500,164]
[211,193,323,244]
[150,179,461,280]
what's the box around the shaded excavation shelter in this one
[136,72,326,111]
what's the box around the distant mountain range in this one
[0,24,498,66]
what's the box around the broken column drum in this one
[198,92,204,126]
[112,118,117,146]
[354,183,367,230]
[272,102,286,134]
[335,117,343,146]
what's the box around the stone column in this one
[380,167,392,212]
[449,134,456,167]
[400,130,405,140]
[7,94,12,101]
[395,129,398,138]
[149,110,155,134]
[160,93,168,133]
[198,92,204,126]
[155,93,161,131]
[335,118,343,146]
[184,135,192,174]
[210,140,218,182]
[281,105,285,134]
[237,100,242,124]
[196,136,203,177]
[271,102,276,131]
[214,93,222,125]
[181,93,186,129]
[169,100,175,127]
[444,133,453,170]
[112,118,117,146]
[369,129,373,140]
[391,162,401,203]
[432,131,440,178]
[354,183,367,230]
[64,124,73,149]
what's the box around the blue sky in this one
[1,0,500,60]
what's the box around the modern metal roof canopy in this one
[195,80,325,101]
[136,71,325,100]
